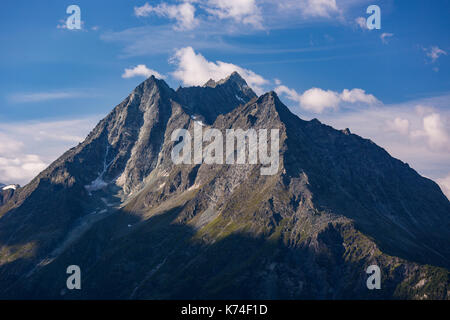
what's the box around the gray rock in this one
[0,73,448,300]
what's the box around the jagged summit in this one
[135,74,174,95]
[219,71,246,84]
[203,78,217,88]
[0,71,449,299]
[201,71,247,88]
[176,72,256,124]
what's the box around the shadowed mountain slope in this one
[0,73,448,299]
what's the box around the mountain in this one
[0,73,448,299]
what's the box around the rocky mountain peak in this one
[132,75,174,102]
[216,71,246,85]
[176,72,257,124]
[202,71,248,88]
[203,78,217,88]
[0,72,449,299]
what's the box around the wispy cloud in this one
[299,0,340,18]
[102,0,369,57]
[0,117,101,185]
[203,0,263,29]
[134,2,199,31]
[122,65,165,79]
[380,32,394,44]
[424,46,447,63]
[100,23,241,57]
[355,16,367,30]
[9,91,92,103]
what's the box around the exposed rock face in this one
[0,184,19,207]
[0,73,448,299]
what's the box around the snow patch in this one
[235,94,245,103]
[2,185,17,191]
[84,177,107,193]
[190,115,205,126]
[84,144,114,194]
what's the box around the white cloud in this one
[276,86,340,113]
[134,2,198,31]
[135,0,262,30]
[300,0,340,18]
[0,155,47,184]
[0,117,100,185]
[275,84,306,106]
[275,83,379,113]
[203,0,263,28]
[0,133,24,154]
[411,113,450,151]
[129,0,359,37]
[277,0,342,18]
[0,133,46,184]
[122,65,165,79]
[340,88,378,104]
[424,46,447,63]
[134,3,152,17]
[415,104,435,116]
[104,1,371,58]
[380,32,394,44]
[299,87,340,112]
[436,174,450,200]
[170,46,269,94]
[386,117,410,135]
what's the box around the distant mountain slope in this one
[0,73,448,299]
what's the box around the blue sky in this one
[0,0,449,197]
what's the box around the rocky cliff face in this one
[0,73,448,299]
[0,184,19,207]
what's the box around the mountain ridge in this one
[0,73,448,299]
